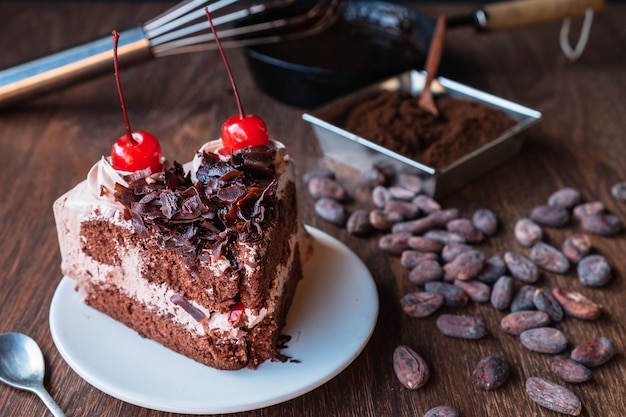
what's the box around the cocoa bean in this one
[577,254,612,287]
[388,185,416,201]
[423,406,460,417]
[307,176,347,201]
[530,242,570,274]
[385,200,420,220]
[401,250,439,269]
[393,345,430,390]
[408,236,443,253]
[477,255,507,284]
[551,356,592,383]
[514,218,543,247]
[446,218,485,243]
[360,166,388,187]
[504,252,540,283]
[472,355,511,390]
[530,205,570,227]
[573,201,604,219]
[443,250,485,281]
[533,288,564,322]
[409,260,444,285]
[436,314,487,339]
[570,336,616,367]
[453,279,491,303]
[562,233,592,264]
[548,187,581,209]
[369,209,403,231]
[400,292,444,318]
[302,167,335,184]
[510,285,538,312]
[611,181,626,201]
[580,212,622,235]
[425,282,469,307]
[525,377,582,416]
[551,287,602,320]
[371,185,391,208]
[346,209,372,235]
[423,230,466,245]
[520,327,567,354]
[500,310,551,335]
[441,243,474,263]
[412,194,441,214]
[490,275,515,310]
[397,173,424,194]
[472,208,498,236]
[392,216,438,234]
[314,198,347,225]
[379,232,412,255]
[429,208,461,227]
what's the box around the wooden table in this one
[1,2,625,416]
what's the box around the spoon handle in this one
[34,385,67,417]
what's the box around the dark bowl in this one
[242,0,434,109]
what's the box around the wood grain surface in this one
[1,2,625,416]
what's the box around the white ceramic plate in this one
[49,226,378,414]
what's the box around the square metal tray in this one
[302,70,542,198]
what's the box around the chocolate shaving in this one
[113,145,279,267]
[170,294,207,322]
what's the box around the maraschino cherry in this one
[205,8,269,154]
[109,30,163,173]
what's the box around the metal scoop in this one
[0,332,66,417]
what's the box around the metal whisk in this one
[0,0,340,109]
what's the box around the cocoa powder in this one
[340,90,516,169]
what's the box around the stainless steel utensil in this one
[0,332,66,417]
[0,0,340,109]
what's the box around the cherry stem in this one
[112,30,136,144]
[204,7,245,119]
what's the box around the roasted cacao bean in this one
[408,236,444,253]
[443,250,485,281]
[425,282,469,307]
[580,212,622,235]
[525,377,582,416]
[551,287,602,320]
[530,242,570,274]
[510,285,538,312]
[412,194,441,214]
[530,205,570,227]
[505,252,540,283]
[397,173,424,194]
[570,336,615,367]
[346,209,372,235]
[388,185,416,201]
[514,218,543,247]
[477,255,507,284]
[423,230,466,245]
[577,254,611,287]
[573,201,604,219]
[307,176,347,201]
[551,356,592,383]
[472,208,498,236]
[490,275,515,310]
[520,327,568,354]
[409,260,444,285]
[371,185,391,208]
[429,208,461,227]
[393,345,430,390]
[384,200,420,220]
[314,198,347,225]
[370,209,403,231]
[436,314,487,339]
[379,232,412,255]
[611,181,626,201]
[453,279,491,303]
[472,355,511,390]
[400,291,445,318]
[392,216,438,234]
[500,310,551,335]
[533,288,564,322]
[562,233,592,264]
[447,218,484,243]
[548,187,581,209]
[441,243,474,263]
[423,406,460,417]
[401,250,439,270]
[360,165,388,187]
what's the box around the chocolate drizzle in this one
[114,145,278,265]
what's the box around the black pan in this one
[243,0,604,109]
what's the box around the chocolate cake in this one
[53,139,311,370]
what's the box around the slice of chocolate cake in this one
[53,140,310,370]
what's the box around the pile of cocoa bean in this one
[304,164,621,417]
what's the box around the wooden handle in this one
[483,0,605,31]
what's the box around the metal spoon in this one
[0,332,66,417]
